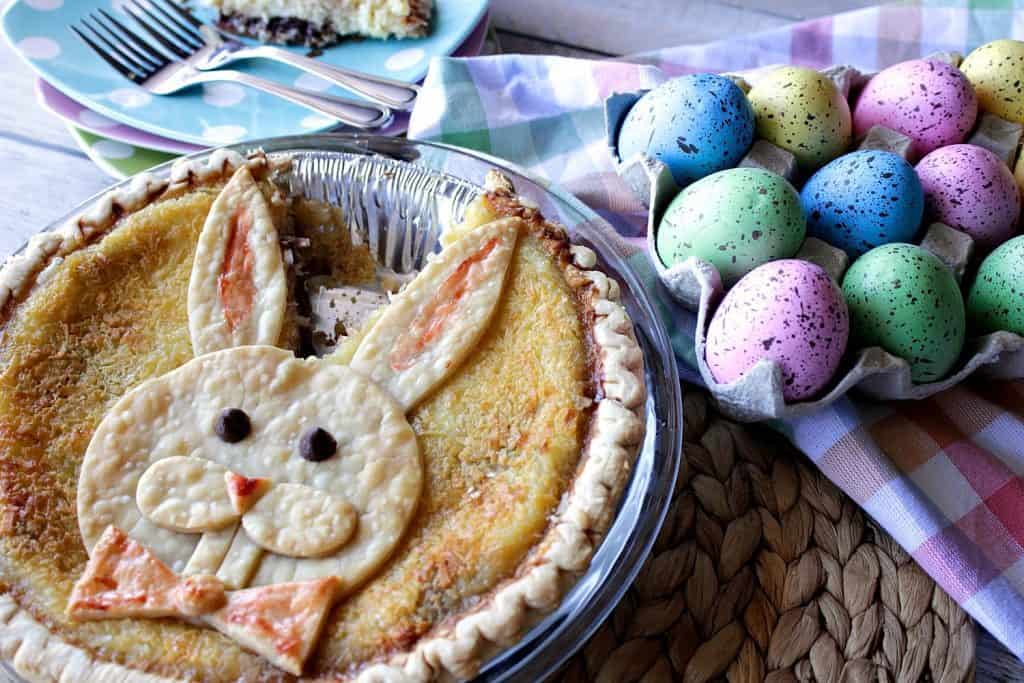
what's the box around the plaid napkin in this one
[408,0,1024,660]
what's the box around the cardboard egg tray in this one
[605,63,1024,421]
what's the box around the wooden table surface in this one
[0,0,1022,679]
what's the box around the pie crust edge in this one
[0,152,647,683]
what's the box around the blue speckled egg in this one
[800,150,924,258]
[617,74,755,186]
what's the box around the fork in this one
[131,0,419,111]
[71,11,392,130]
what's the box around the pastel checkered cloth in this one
[408,0,1024,662]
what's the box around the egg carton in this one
[604,59,1024,419]
[634,156,1024,421]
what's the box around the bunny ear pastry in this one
[188,166,288,356]
[350,218,522,410]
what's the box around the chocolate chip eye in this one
[300,427,337,462]
[215,408,251,443]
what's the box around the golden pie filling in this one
[0,181,592,680]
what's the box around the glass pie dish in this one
[0,134,683,682]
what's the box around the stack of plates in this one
[2,0,490,177]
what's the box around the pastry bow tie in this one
[68,526,337,675]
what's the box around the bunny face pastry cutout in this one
[70,165,522,675]
[76,346,422,591]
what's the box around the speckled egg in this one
[961,39,1024,124]
[967,235,1024,336]
[915,144,1021,250]
[853,59,977,158]
[801,150,924,257]
[746,66,852,170]
[617,74,755,186]
[842,244,965,383]
[705,260,849,401]
[656,167,806,285]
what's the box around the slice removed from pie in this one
[205,0,433,47]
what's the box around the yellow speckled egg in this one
[961,39,1024,123]
[747,66,852,170]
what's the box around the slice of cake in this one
[205,0,432,47]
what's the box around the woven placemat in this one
[554,389,976,683]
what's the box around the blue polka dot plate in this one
[2,0,487,145]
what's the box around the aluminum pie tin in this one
[0,135,682,683]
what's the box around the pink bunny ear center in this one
[218,204,256,332]
[390,235,502,372]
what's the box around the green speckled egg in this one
[961,39,1024,124]
[655,167,806,285]
[842,243,965,383]
[967,235,1024,336]
[747,66,853,170]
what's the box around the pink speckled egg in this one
[853,59,977,158]
[705,260,849,402]
[916,144,1021,249]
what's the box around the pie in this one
[204,0,433,47]
[0,149,645,681]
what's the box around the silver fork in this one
[71,11,392,130]
[134,0,419,111]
